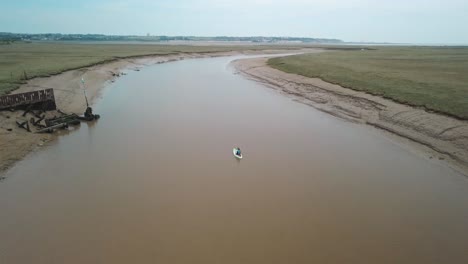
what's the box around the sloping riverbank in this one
[232,57,468,175]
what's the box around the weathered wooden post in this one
[80,77,89,108]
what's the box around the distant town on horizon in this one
[0,32,343,44]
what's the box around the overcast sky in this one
[1,0,467,44]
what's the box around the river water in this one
[1,56,467,264]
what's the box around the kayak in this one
[233,148,243,159]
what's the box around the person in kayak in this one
[236,147,241,156]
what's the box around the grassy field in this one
[0,42,308,95]
[268,47,468,119]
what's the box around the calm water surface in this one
[1,56,468,264]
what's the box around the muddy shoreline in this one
[232,57,468,176]
[2,50,467,177]
[0,49,315,176]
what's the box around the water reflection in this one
[0,56,467,264]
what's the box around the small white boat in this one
[233,148,243,159]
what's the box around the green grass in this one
[0,42,307,95]
[268,47,468,119]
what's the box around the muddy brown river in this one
[1,56,468,264]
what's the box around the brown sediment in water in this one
[1,54,467,264]
[0,52,231,174]
[0,49,315,175]
[232,56,468,176]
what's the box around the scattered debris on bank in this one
[0,88,100,134]
[0,89,57,111]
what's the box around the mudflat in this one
[267,48,468,119]
[233,56,468,175]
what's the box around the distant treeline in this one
[0,32,342,43]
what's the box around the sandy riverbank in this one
[232,57,468,175]
[4,49,465,177]
[0,49,315,176]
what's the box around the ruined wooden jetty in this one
[0,89,56,111]
[2,88,101,134]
